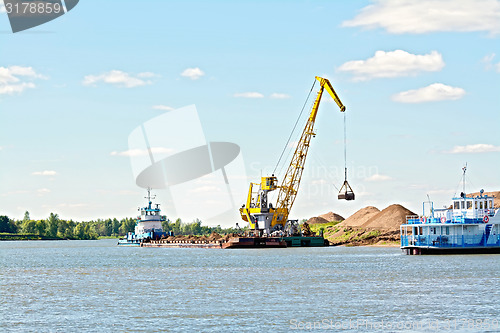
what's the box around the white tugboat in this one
[118,188,168,246]
[400,167,500,255]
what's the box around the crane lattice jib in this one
[271,76,345,227]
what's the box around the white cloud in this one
[342,0,500,35]
[110,147,174,157]
[392,83,465,103]
[82,70,154,88]
[0,66,45,95]
[481,53,496,70]
[37,188,51,194]
[0,1,5,13]
[0,82,35,94]
[270,93,291,99]
[365,174,393,182]
[233,92,264,98]
[482,53,496,63]
[337,50,444,81]
[152,105,174,111]
[32,170,57,176]
[181,67,205,80]
[446,144,500,154]
[496,62,500,73]
[137,72,157,78]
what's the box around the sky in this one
[1,0,499,226]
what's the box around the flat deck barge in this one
[138,236,328,249]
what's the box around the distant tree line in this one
[0,211,244,240]
[0,211,137,239]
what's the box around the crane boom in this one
[239,76,347,234]
[271,76,345,227]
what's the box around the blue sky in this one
[1,0,499,225]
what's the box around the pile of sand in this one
[307,216,329,224]
[468,191,500,208]
[319,212,344,222]
[339,206,380,228]
[361,204,416,230]
[206,232,222,241]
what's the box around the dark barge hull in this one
[402,246,500,255]
[222,237,287,249]
[222,236,328,249]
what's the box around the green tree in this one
[119,217,136,234]
[22,219,36,234]
[35,220,47,236]
[112,218,120,236]
[0,215,14,233]
[84,224,98,239]
[192,219,202,235]
[172,218,182,235]
[74,223,85,239]
[46,213,59,238]
[58,219,69,238]
[161,219,172,233]
[64,220,76,239]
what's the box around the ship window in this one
[467,201,472,209]
[475,201,477,209]
[446,226,449,235]
[461,201,465,209]
[479,201,483,209]
[454,202,459,209]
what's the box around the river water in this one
[0,239,499,332]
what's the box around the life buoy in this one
[483,216,489,223]
[441,217,446,223]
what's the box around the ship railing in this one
[406,215,421,224]
[405,216,454,224]
[405,213,495,225]
[401,234,500,247]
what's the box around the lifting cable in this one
[343,110,347,181]
[272,79,316,176]
[338,92,354,200]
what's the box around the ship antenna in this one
[462,163,467,197]
[145,187,156,209]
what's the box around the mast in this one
[145,187,156,209]
[462,163,467,197]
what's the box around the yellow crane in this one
[239,76,353,234]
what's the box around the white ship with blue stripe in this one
[117,188,168,246]
[400,168,500,255]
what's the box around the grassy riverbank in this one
[0,233,64,241]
